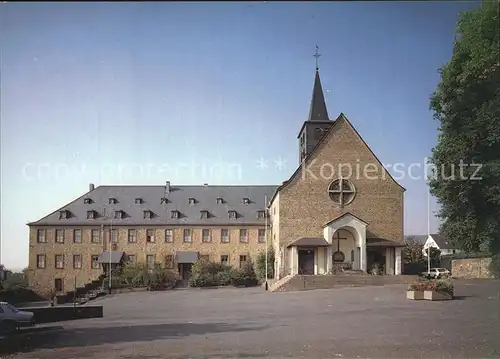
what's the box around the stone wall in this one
[451,258,493,279]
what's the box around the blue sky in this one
[0,2,478,269]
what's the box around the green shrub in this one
[231,263,258,287]
[254,247,274,283]
[0,286,45,304]
[435,278,454,295]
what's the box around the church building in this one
[269,65,405,279]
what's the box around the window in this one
[146,229,155,243]
[128,229,136,243]
[91,229,100,243]
[54,278,63,292]
[165,229,173,243]
[84,197,92,204]
[239,255,247,269]
[114,210,123,219]
[200,210,209,219]
[36,254,46,269]
[109,198,117,204]
[127,255,136,264]
[199,229,210,243]
[135,198,143,204]
[160,197,168,204]
[242,198,250,204]
[73,229,82,243]
[59,210,69,219]
[86,210,95,219]
[327,178,356,207]
[183,229,192,243]
[188,197,196,204]
[91,255,100,269]
[258,229,266,243]
[73,254,82,269]
[55,255,64,269]
[257,210,266,219]
[144,210,152,219]
[146,254,155,269]
[37,229,46,243]
[314,127,327,140]
[55,229,64,243]
[228,211,237,219]
[221,229,229,243]
[220,255,229,265]
[171,210,179,219]
[200,255,210,262]
[165,255,174,269]
[239,229,248,243]
[216,197,224,204]
[110,229,118,243]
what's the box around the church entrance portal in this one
[298,248,315,275]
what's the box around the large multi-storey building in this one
[28,65,405,296]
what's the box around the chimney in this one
[89,183,95,192]
[165,181,171,193]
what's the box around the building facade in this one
[28,66,405,296]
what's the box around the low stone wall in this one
[22,305,103,324]
[452,258,493,279]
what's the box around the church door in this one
[298,249,315,275]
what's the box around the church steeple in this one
[308,69,329,122]
[298,45,333,163]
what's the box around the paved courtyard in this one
[3,280,500,358]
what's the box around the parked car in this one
[421,268,450,279]
[0,302,35,335]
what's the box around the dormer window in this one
[242,198,250,204]
[143,210,153,219]
[135,198,143,204]
[114,210,124,219]
[83,198,92,204]
[257,210,266,219]
[86,210,96,219]
[160,197,169,204]
[216,197,224,204]
[171,210,179,219]
[188,197,196,205]
[200,210,210,219]
[109,198,117,204]
[59,210,70,219]
[228,210,237,219]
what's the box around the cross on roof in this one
[313,45,321,70]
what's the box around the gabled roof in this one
[270,113,406,205]
[287,237,330,247]
[323,212,368,227]
[429,234,456,249]
[28,184,278,226]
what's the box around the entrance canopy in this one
[287,237,330,248]
[97,251,124,264]
[176,251,199,264]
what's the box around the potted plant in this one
[406,278,428,300]
[424,278,453,301]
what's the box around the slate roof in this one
[308,69,329,122]
[287,237,330,247]
[97,251,124,264]
[29,184,278,226]
[429,234,455,249]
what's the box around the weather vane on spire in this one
[313,45,321,71]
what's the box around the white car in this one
[0,302,35,335]
[423,268,451,279]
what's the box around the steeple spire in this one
[308,46,329,122]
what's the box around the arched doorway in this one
[331,228,356,271]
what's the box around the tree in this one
[403,237,425,265]
[428,1,500,260]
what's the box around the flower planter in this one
[424,291,453,301]
[406,291,425,300]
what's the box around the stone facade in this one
[28,225,266,297]
[270,114,405,278]
[451,258,493,279]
